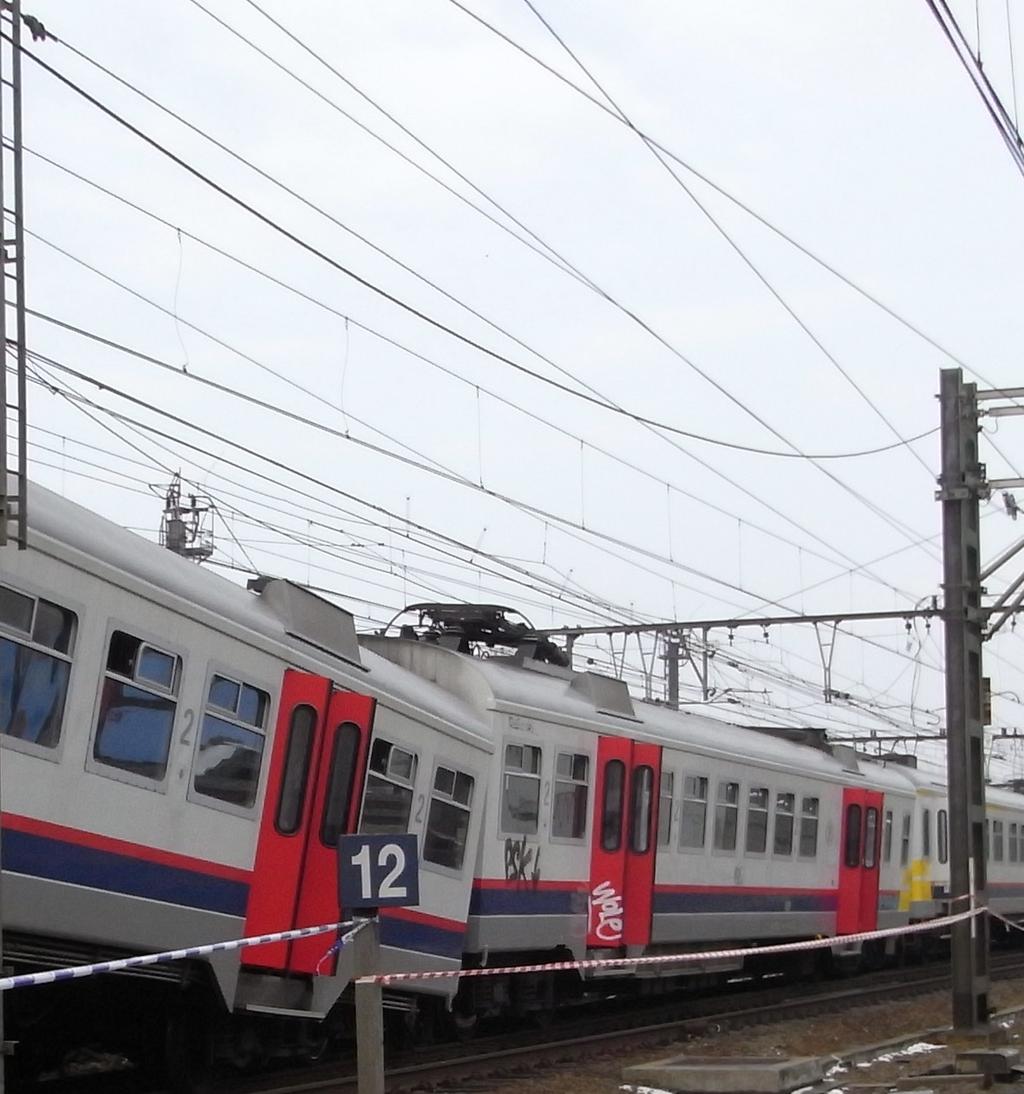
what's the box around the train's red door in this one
[289,689,374,973]
[836,788,883,934]
[587,737,661,948]
[623,742,661,946]
[243,670,373,973]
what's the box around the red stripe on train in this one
[381,905,466,932]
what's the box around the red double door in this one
[243,669,374,974]
[836,787,884,935]
[587,736,662,948]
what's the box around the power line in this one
[26,33,943,568]
[17,355,659,623]
[19,341,813,615]
[21,148,941,603]
[923,0,1024,180]
[519,0,937,484]
[443,0,1024,480]
[14,57,926,464]
[188,0,594,292]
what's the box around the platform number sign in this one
[337,833,419,909]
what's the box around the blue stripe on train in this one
[469,886,585,916]
[8,828,465,960]
[5,828,250,917]
[379,913,464,959]
[652,889,836,914]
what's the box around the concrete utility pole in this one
[938,367,990,1033]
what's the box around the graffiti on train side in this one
[589,879,624,942]
[504,836,542,883]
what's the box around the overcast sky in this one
[11,0,1024,774]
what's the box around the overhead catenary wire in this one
[174,2,1024,572]
[21,35,943,565]
[16,356,661,625]
[18,342,813,616]
[923,0,1024,181]
[16,55,934,615]
[519,0,938,486]
[442,0,1024,480]
[18,147,944,607]
[188,0,597,293]
[13,415,640,618]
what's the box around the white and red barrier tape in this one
[0,918,360,992]
[357,905,985,986]
[0,905,986,993]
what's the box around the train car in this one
[894,765,1024,926]
[1,481,493,1077]
[365,622,919,1019]
[6,478,1012,1085]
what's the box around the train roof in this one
[362,637,919,793]
[22,479,492,750]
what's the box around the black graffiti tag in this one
[504,835,541,883]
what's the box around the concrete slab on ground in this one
[622,1054,823,1093]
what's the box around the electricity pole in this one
[938,367,990,1033]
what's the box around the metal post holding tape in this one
[353,914,384,1094]
[338,832,420,1094]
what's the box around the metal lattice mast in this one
[0,0,26,550]
[938,367,990,1032]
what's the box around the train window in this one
[937,809,949,865]
[276,705,316,834]
[745,787,769,854]
[798,797,819,858]
[362,738,418,834]
[552,752,589,840]
[193,674,269,809]
[658,771,674,847]
[320,722,362,847]
[0,586,33,633]
[424,765,474,870]
[0,583,76,749]
[601,760,626,851]
[864,807,879,869]
[1011,823,1019,864]
[993,820,1005,863]
[94,631,180,780]
[629,765,654,854]
[680,775,708,849]
[900,812,912,867]
[773,792,795,855]
[921,808,931,859]
[883,810,893,864]
[844,804,863,868]
[501,743,542,835]
[713,781,740,852]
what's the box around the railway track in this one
[225,951,1024,1094]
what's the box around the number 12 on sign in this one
[337,833,420,910]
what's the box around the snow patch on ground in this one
[855,1041,943,1067]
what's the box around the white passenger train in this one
[2,479,1022,1084]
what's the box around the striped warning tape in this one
[0,918,357,992]
[0,903,986,993]
[358,905,984,986]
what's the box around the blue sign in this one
[337,833,420,910]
